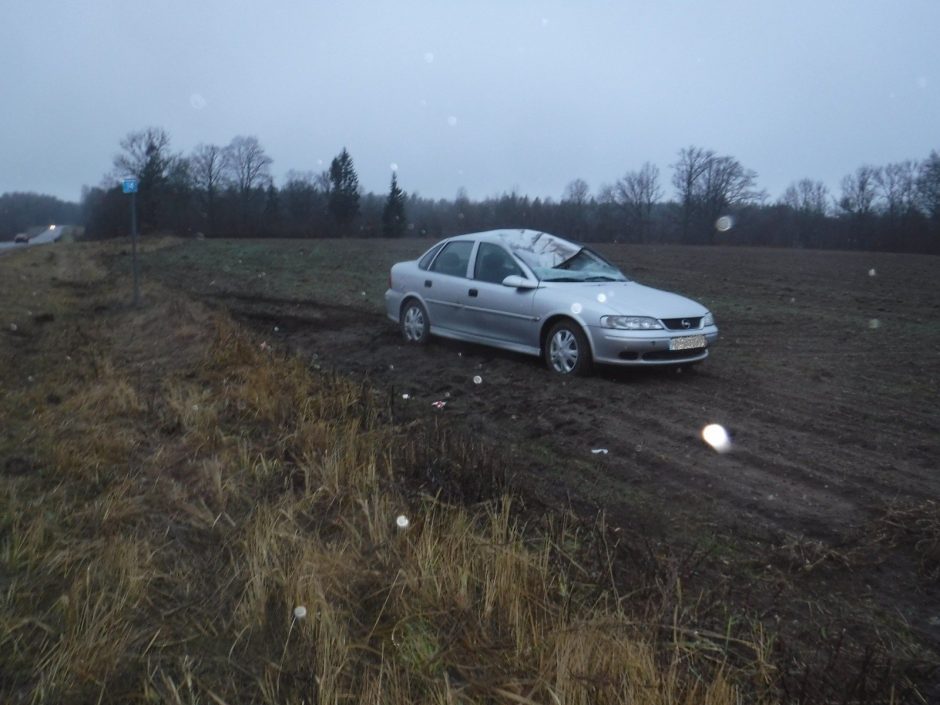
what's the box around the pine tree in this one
[327,148,360,231]
[382,173,407,237]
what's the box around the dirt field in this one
[140,238,940,697]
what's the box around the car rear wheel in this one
[401,300,430,345]
[544,320,592,376]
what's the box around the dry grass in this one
[0,242,786,703]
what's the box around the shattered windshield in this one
[496,230,628,282]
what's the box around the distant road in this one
[0,225,63,253]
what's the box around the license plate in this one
[670,334,706,351]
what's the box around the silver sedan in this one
[385,229,718,375]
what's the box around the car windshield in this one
[536,248,629,282]
[494,230,628,282]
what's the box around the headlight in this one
[600,315,663,330]
[703,312,715,327]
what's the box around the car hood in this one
[540,281,708,319]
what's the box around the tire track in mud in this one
[223,289,936,548]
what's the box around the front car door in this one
[464,242,539,349]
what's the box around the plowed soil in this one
[143,239,940,698]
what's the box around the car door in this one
[423,240,475,334]
[463,242,539,348]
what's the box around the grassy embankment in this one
[1,240,777,703]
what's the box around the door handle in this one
[468,288,478,297]
[424,280,432,288]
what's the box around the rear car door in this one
[424,240,475,333]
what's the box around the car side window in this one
[473,243,523,284]
[429,241,474,277]
[418,243,445,270]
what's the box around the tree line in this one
[4,126,938,253]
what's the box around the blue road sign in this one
[122,177,139,194]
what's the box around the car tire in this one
[544,320,592,376]
[401,299,430,345]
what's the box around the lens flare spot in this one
[390,162,398,172]
[447,115,458,127]
[423,52,435,64]
[868,268,876,277]
[597,293,607,303]
[702,424,731,453]
[293,605,307,620]
[396,515,410,529]
[189,93,207,110]
[570,302,583,314]
[473,375,482,384]
[715,215,734,232]
[869,319,881,329]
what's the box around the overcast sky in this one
[1,1,937,204]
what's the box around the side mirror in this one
[502,275,537,289]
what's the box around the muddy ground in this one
[142,239,940,698]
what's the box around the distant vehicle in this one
[385,229,719,375]
[13,233,28,243]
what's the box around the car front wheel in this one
[544,320,592,376]
[401,300,430,345]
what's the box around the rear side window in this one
[429,241,474,277]
[418,243,445,270]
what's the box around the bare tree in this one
[190,144,226,235]
[596,183,616,204]
[113,127,172,181]
[562,178,591,206]
[672,146,713,242]
[781,179,829,216]
[314,169,332,194]
[113,127,177,231]
[224,136,273,194]
[877,160,919,220]
[671,146,763,243]
[700,156,764,214]
[560,179,591,239]
[615,162,662,242]
[838,165,880,218]
[223,136,273,235]
[917,150,940,221]
[781,179,829,247]
[837,165,883,249]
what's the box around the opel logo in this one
[681,319,691,329]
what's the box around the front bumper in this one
[586,325,719,365]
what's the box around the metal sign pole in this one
[131,190,140,306]
[123,176,140,307]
